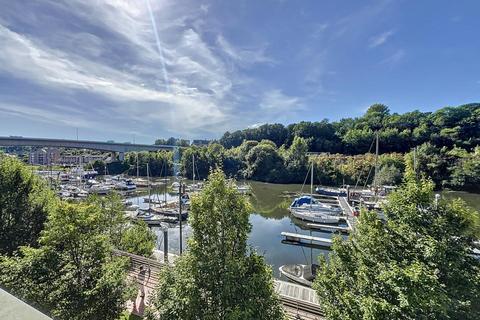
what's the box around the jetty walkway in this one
[116,250,324,320]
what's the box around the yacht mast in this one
[136,152,139,180]
[192,154,195,185]
[310,161,313,210]
[374,131,379,192]
[136,153,140,205]
[147,163,151,211]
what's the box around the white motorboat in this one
[114,179,137,191]
[133,178,149,188]
[88,184,112,195]
[279,264,318,287]
[236,184,251,195]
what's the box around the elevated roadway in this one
[0,136,175,160]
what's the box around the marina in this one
[29,168,480,287]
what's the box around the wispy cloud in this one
[380,49,405,65]
[369,30,395,48]
[0,102,95,129]
[259,89,303,113]
[216,35,275,67]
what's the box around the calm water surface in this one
[128,179,480,278]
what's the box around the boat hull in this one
[289,209,341,224]
[279,265,314,287]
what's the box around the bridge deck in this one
[0,136,174,153]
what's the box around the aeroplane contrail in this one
[145,0,170,92]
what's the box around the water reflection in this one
[128,180,340,277]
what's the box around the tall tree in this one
[0,157,56,255]
[314,166,480,319]
[146,170,284,320]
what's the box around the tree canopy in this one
[218,103,480,154]
[134,103,479,187]
[314,167,480,319]
[0,158,156,319]
[0,157,57,255]
[0,201,134,320]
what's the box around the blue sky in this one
[0,0,479,143]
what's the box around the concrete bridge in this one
[0,136,175,160]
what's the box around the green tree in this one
[119,220,156,257]
[0,201,132,320]
[283,136,309,182]
[342,127,375,154]
[375,164,402,186]
[407,142,449,188]
[146,170,284,320]
[362,103,390,131]
[448,146,480,192]
[244,141,286,182]
[314,168,480,320]
[0,157,57,255]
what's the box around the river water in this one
[128,180,480,277]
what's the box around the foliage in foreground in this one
[0,157,57,255]
[0,159,156,319]
[87,193,156,257]
[0,201,135,320]
[145,170,284,320]
[314,168,480,319]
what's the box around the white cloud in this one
[248,123,265,129]
[260,89,303,112]
[200,4,210,14]
[369,30,395,48]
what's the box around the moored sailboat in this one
[289,162,344,224]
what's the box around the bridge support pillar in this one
[118,152,125,161]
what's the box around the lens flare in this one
[145,0,170,92]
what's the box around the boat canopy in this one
[290,196,316,208]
